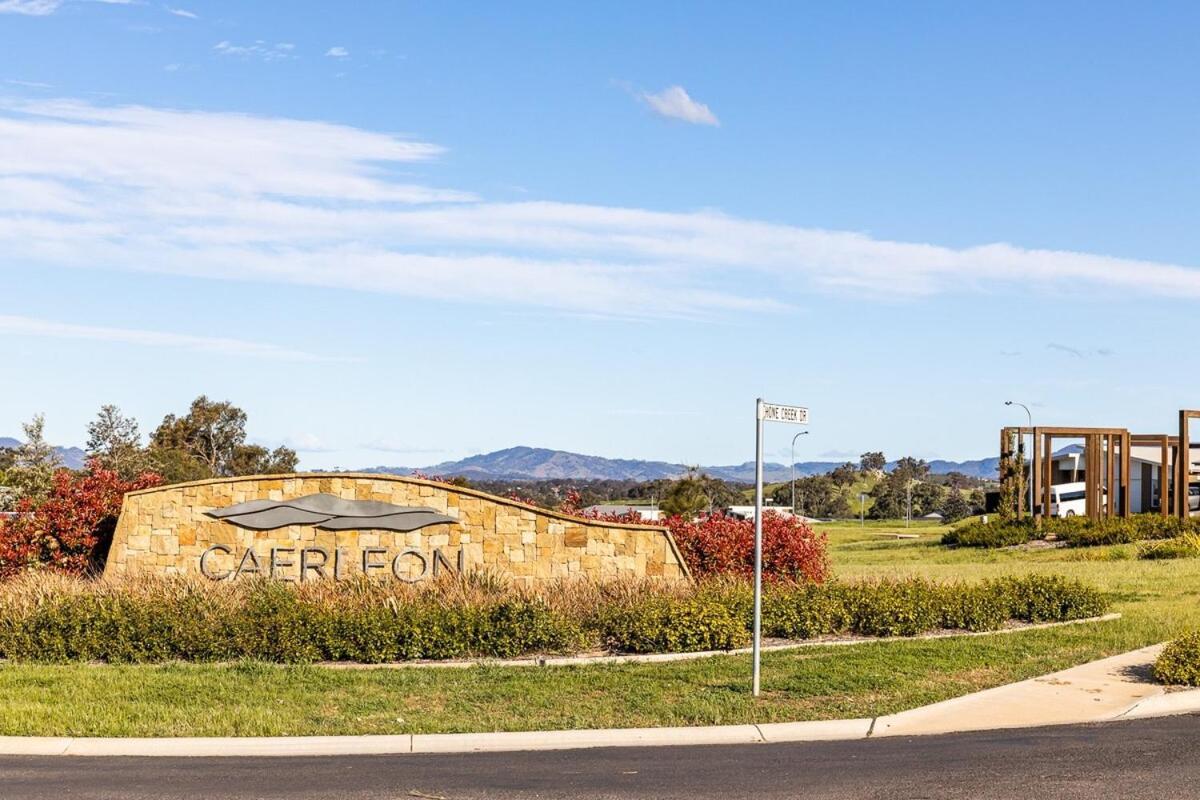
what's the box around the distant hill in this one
[0,437,88,470]
[360,446,1002,483]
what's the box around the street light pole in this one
[790,430,810,517]
[1006,401,1034,518]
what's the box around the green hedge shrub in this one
[598,596,749,654]
[0,573,1110,663]
[1137,533,1200,560]
[941,519,1037,548]
[944,515,1195,549]
[1154,631,1200,686]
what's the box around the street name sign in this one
[751,397,809,697]
[758,402,809,425]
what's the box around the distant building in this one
[583,504,664,522]
[1030,443,1200,514]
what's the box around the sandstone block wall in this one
[105,474,689,584]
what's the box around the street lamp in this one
[790,430,810,517]
[1005,401,1034,517]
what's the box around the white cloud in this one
[0,0,61,14]
[166,6,196,18]
[4,78,53,88]
[325,46,349,58]
[640,85,719,126]
[0,314,354,362]
[214,40,296,62]
[361,441,447,455]
[3,98,1200,321]
[284,433,335,452]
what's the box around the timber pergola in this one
[1130,433,1176,517]
[1000,426,1131,522]
[1178,411,1200,520]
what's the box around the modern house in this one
[1035,443,1200,514]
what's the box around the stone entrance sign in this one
[105,474,690,584]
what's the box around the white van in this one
[1041,482,1105,518]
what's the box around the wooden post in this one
[1107,434,1117,517]
[1044,433,1053,520]
[1121,432,1131,518]
[1087,434,1099,521]
[1162,437,1171,517]
[1032,426,1042,524]
[1180,411,1189,520]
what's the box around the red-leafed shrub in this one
[0,459,162,579]
[667,512,829,583]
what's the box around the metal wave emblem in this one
[205,493,457,532]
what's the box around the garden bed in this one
[0,572,1109,664]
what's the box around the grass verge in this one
[0,519,1192,737]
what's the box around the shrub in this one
[842,579,943,637]
[936,583,1011,632]
[943,515,1196,550]
[668,512,830,583]
[942,519,1036,548]
[763,582,850,639]
[597,595,750,654]
[1137,533,1200,560]
[0,572,1109,663]
[1052,515,1191,547]
[0,459,161,579]
[998,574,1108,623]
[1155,632,1200,686]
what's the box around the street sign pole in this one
[752,399,764,697]
[753,398,808,698]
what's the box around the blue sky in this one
[2,1,1199,469]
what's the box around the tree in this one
[859,452,886,473]
[7,414,61,503]
[771,475,851,518]
[829,462,858,486]
[86,404,149,480]
[941,489,972,523]
[227,443,299,476]
[891,456,931,483]
[148,396,299,481]
[659,468,715,519]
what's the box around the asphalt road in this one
[3,715,1200,800]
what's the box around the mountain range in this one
[0,438,88,470]
[360,446,1002,484]
[0,438,1002,483]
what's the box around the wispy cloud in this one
[0,0,61,14]
[214,40,296,62]
[4,99,1200,321]
[283,433,335,452]
[607,409,703,417]
[165,6,195,18]
[1047,343,1115,359]
[361,440,447,455]
[640,85,719,126]
[325,46,349,58]
[4,78,53,88]
[0,314,355,362]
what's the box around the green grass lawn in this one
[1,520,1196,737]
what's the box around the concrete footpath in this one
[3,645,1198,757]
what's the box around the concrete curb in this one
[6,634,1196,760]
[1118,688,1200,721]
[0,719,881,758]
